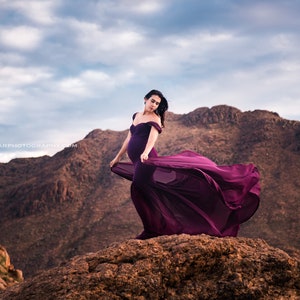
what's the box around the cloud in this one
[234,1,300,29]
[91,0,168,17]
[0,66,52,86]
[170,54,300,119]
[0,150,49,163]
[65,18,145,64]
[0,0,300,162]
[0,0,58,25]
[0,98,17,123]
[0,52,26,65]
[0,26,43,51]
[127,1,166,14]
[58,70,115,98]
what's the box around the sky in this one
[0,0,300,162]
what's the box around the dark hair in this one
[144,89,169,127]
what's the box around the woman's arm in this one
[140,126,159,163]
[110,130,131,167]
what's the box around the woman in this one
[110,89,260,239]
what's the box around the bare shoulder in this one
[133,112,161,126]
[152,114,162,126]
[132,112,142,122]
[136,112,143,118]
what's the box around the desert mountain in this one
[0,105,299,278]
[1,234,299,299]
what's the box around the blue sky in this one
[0,0,300,162]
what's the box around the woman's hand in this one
[140,126,158,163]
[140,152,149,163]
[110,157,120,168]
[109,131,131,168]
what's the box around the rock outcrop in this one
[1,235,299,299]
[0,246,23,291]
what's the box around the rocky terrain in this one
[0,246,23,291]
[0,105,299,279]
[1,234,299,299]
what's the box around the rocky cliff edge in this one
[1,234,299,299]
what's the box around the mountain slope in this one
[0,105,299,277]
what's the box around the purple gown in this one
[111,120,260,239]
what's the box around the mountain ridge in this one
[0,105,299,278]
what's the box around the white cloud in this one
[59,77,88,97]
[93,0,166,16]
[130,1,165,14]
[66,19,144,63]
[0,52,26,65]
[58,70,115,98]
[0,66,52,87]
[0,98,17,122]
[234,2,300,29]
[0,0,299,162]
[162,31,234,65]
[69,19,143,48]
[0,150,48,163]
[81,70,113,85]
[0,26,43,51]
[0,66,54,124]
[1,0,58,25]
[245,3,283,24]
[133,30,235,77]
[270,33,300,55]
[170,55,300,119]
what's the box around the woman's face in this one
[144,95,161,112]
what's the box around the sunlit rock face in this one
[1,234,299,299]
